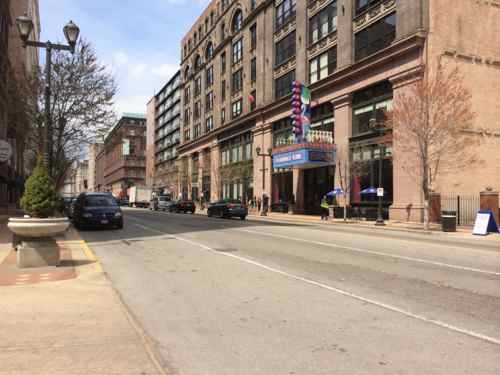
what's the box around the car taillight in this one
[228,204,235,209]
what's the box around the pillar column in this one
[337,0,354,69]
[253,122,273,200]
[389,67,425,222]
[293,169,305,214]
[187,156,193,200]
[210,142,220,202]
[332,94,352,207]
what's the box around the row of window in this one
[156,146,178,164]
[156,117,181,140]
[156,130,181,150]
[220,132,253,166]
[156,102,181,128]
[157,91,181,116]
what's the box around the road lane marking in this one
[130,221,500,346]
[235,228,500,277]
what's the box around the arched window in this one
[232,9,243,33]
[220,22,226,41]
[194,54,202,71]
[194,31,198,44]
[184,65,190,79]
[205,41,214,60]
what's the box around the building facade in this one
[146,71,182,197]
[177,0,500,220]
[0,0,40,213]
[103,114,147,197]
[95,146,106,192]
[74,160,89,195]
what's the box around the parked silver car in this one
[149,195,171,211]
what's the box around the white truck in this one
[128,186,152,208]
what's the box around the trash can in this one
[441,210,457,232]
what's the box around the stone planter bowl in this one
[7,217,70,238]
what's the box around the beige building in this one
[178,0,499,220]
[74,160,89,195]
[87,143,103,192]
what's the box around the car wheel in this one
[207,210,212,217]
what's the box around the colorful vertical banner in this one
[290,81,311,144]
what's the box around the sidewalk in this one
[0,224,167,375]
[194,208,500,250]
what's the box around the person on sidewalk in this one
[321,196,329,221]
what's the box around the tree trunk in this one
[423,198,430,231]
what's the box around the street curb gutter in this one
[73,229,171,375]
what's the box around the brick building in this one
[178,0,500,220]
[103,114,147,197]
[0,0,40,213]
[146,71,182,197]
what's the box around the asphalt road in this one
[79,208,500,375]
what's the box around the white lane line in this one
[131,221,500,346]
[235,228,500,277]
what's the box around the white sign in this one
[473,213,491,235]
[377,188,384,197]
[0,140,12,162]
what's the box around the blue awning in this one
[360,187,377,194]
[327,188,344,196]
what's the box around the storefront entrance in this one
[304,166,334,215]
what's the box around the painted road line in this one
[235,228,500,277]
[130,220,500,347]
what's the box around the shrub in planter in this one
[20,157,58,218]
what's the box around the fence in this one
[441,194,480,226]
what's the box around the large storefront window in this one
[352,81,392,136]
[219,132,254,201]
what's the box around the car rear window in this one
[84,196,117,207]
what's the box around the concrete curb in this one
[74,228,171,375]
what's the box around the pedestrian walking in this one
[257,197,262,212]
[321,195,329,221]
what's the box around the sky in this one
[39,0,211,116]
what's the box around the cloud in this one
[151,63,179,78]
[113,52,128,66]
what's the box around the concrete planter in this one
[7,217,70,238]
[7,218,70,268]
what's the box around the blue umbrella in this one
[360,187,377,195]
[327,188,344,197]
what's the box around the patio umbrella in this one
[327,188,344,196]
[360,187,377,195]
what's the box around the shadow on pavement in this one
[76,207,306,245]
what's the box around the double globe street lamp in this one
[16,14,80,175]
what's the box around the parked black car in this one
[169,200,196,214]
[207,199,247,220]
[72,192,123,229]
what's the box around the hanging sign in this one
[0,140,12,163]
[472,210,499,236]
[377,188,384,197]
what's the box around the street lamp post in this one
[369,117,386,226]
[16,14,80,176]
[256,146,272,216]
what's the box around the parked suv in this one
[72,192,123,230]
[207,199,247,220]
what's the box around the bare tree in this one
[30,40,117,189]
[389,65,477,229]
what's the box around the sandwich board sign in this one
[472,210,499,236]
